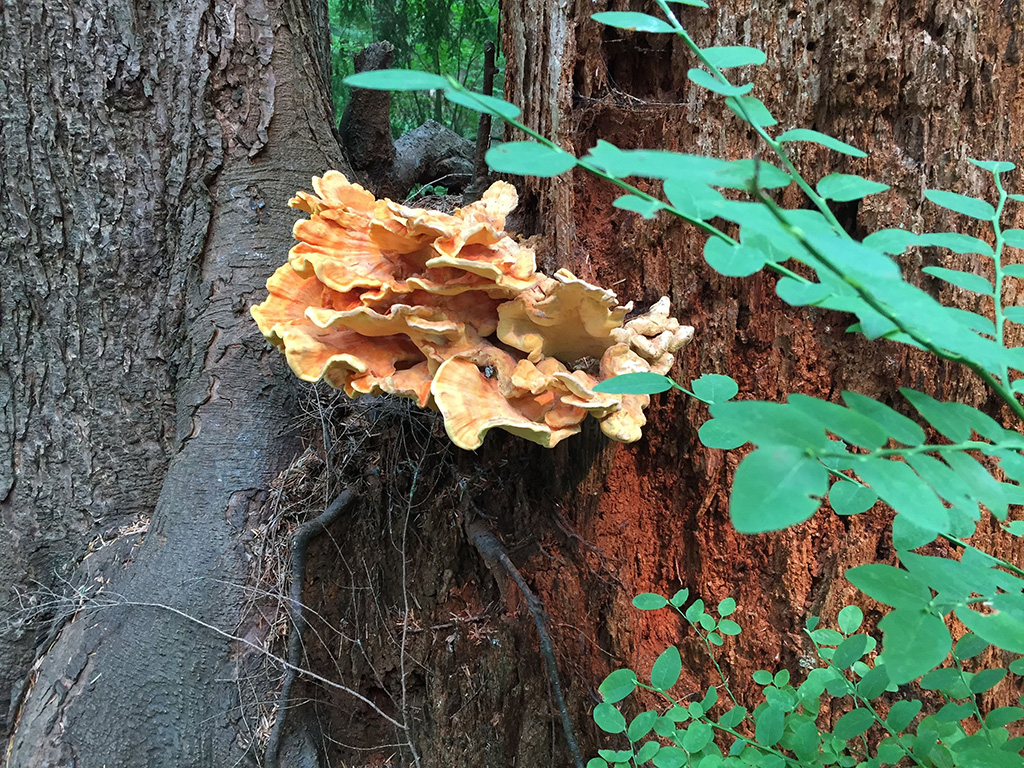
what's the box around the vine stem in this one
[991,173,1011,388]
[651,0,848,236]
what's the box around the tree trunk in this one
[2,0,344,764]
[3,0,1024,767]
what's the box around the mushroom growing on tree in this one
[252,171,694,449]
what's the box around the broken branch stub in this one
[251,171,694,449]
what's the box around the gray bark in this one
[1,0,345,764]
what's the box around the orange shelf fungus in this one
[251,171,694,450]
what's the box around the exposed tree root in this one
[464,518,585,768]
[265,489,356,768]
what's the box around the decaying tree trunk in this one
[1,0,344,764]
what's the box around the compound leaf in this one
[925,189,996,220]
[817,173,890,202]
[591,11,674,33]
[486,142,576,177]
[730,446,828,533]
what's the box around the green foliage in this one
[587,592,1024,768]
[344,0,1024,762]
[330,0,500,136]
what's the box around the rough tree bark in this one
[3,0,1024,767]
[1,0,344,764]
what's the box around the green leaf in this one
[591,11,675,33]
[687,69,753,96]
[863,228,918,254]
[925,189,996,220]
[920,668,971,697]
[698,418,748,450]
[856,664,891,699]
[787,394,889,449]
[718,597,737,617]
[685,598,706,623]
[776,129,867,158]
[613,194,665,219]
[1004,306,1024,325]
[708,400,830,450]
[829,480,878,516]
[729,446,829,533]
[914,232,994,256]
[344,69,450,91]
[1004,264,1024,277]
[816,173,890,202]
[957,601,1024,653]
[636,741,661,763]
[718,706,747,728]
[1004,229,1024,248]
[486,142,577,177]
[986,706,1024,728]
[700,686,718,712]
[833,634,870,669]
[943,451,1013,520]
[775,277,832,306]
[651,646,682,691]
[594,702,627,733]
[700,46,767,68]
[954,633,990,660]
[442,89,522,119]
[633,593,669,610]
[887,699,923,731]
[663,180,727,220]
[690,374,739,404]
[922,266,993,295]
[791,720,821,761]
[595,372,675,395]
[833,708,875,740]
[842,392,925,445]
[587,759,609,768]
[845,564,932,609]
[718,619,742,635]
[969,668,1006,693]
[703,238,767,277]
[969,158,1016,174]
[600,669,639,704]
[752,670,773,685]
[582,145,727,181]
[713,159,793,190]
[754,704,786,746]
[838,606,864,634]
[628,710,659,741]
[900,388,973,442]
[683,721,714,752]
[810,627,843,645]
[652,747,687,768]
[855,457,949,533]
[670,589,690,607]
[878,608,951,684]
[724,95,777,127]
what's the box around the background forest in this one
[328,0,501,138]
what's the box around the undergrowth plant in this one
[344,0,1024,765]
[589,590,1024,768]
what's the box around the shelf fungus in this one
[252,171,694,450]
